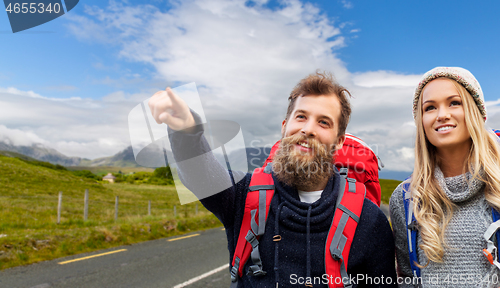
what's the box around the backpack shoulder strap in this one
[325,168,366,288]
[492,209,500,254]
[230,163,275,287]
[483,207,500,270]
[402,181,420,278]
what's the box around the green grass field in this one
[0,155,220,270]
[65,166,154,177]
[380,178,403,205]
[0,153,403,270]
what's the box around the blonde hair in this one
[411,77,500,264]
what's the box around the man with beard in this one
[149,72,396,287]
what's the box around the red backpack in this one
[230,134,380,288]
[334,133,382,206]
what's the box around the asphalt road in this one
[0,228,230,288]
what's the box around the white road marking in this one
[172,264,229,288]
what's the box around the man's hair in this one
[286,71,352,136]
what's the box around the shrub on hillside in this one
[72,170,101,181]
[19,158,68,171]
[153,166,172,179]
[111,167,173,185]
[150,166,174,185]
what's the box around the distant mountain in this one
[0,142,82,166]
[79,146,140,167]
[0,141,139,167]
[228,147,272,172]
[378,170,411,181]
[0,150,38,162]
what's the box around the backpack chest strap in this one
[231,165,275,285]
[325,170,366,288]
[483,209,500,271]
[402,181,420,278]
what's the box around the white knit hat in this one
[412,67,486,121]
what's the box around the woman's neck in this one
[436,141,472,177]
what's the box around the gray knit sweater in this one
[389,167,500,288]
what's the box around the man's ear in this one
[335,134,346,150]
[281,119,287,137]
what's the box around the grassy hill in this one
[0,155,221,270]
[380,178,403,204]
[0,150,38,162]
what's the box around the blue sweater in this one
[170,122,397,288]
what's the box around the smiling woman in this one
[390,67,500,288]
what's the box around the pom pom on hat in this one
[412,67,486,121]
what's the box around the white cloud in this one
[0,125,47,146]
[101,90,154,103]
[486,99,500,107]
[0,87,142,159]
[398,147,415,161]
[44,85,78,92]
[36,0,424,170]
[0,87,83,102]
[0,87,47,100]
[340,0,353,9]
[63,0,354,153]
[51,137,126,159]
[352,71,422,88]
[2,0,499,172]
[66,0,349,133]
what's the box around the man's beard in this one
[272,134,337,191]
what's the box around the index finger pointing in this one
[165,87,183,105]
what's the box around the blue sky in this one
[1,0,499,99]
[0,0,499,172]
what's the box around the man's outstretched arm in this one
[148,88,248,226]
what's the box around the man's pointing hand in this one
[148,87,196,131]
